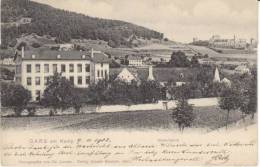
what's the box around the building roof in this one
[22,50,110,63]
[91,52,111,63]
[128,55,142,60]
[235,65,249,71]
[115,68,139,82]
[111,67,194,83]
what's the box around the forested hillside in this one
[1,0,164,49]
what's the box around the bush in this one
[31,42,41,48]
[41,73,82,115]
[172,101,195,131]
[168,51,190,67]
[1,82,31,116]
[27,107,36,116]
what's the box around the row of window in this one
[27,76,90,86]
[97,69,108,78]
[26,64,90,73]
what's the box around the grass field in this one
[188,45,257,61]
[1,106,244,132]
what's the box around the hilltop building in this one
[14,47,110,101]
[209,35,247,49]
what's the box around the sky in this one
[32,0,258,42]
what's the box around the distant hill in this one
[1,0,164,49]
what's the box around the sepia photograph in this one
[0,0,258,166]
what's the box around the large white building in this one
[209,35,247,49]
[14,48,110,101]
[128,55,143,67]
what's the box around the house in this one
[59,43,74,51]
[115,68,139,83]
[16,17,32,25]
[14,47,110,101]
[128,55,143,67]
[111,67,191,87]
[221,78,231,87]
[2,57,15,65]
[235,65,250,75]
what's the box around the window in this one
[44,77,49,85]
[27,77,32,86]
[78,76,82,85]
[16,65,21,73]
[85,64,90,72]
[101,63,103,67]
[69,76,74,84]
[53,64,57,73]
[61,76,66,80]
[44,64,49,73]
[105,70,107,78]
[35,77,41,85]
[26,64,31,73]
[16,77,21,83]
[61,64,66,73]
[35,64,40,73]
[85,76,90,84]
[97,70,100,77]
[69,64,74,72]
[77,64,82,73]
[36,90,41,101]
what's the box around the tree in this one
[41,73,80,114]
[238,72,257,120]
[1,82,31,116]
[218,87,240,129]
[169,51,190,67]
[172,85,195,132]
[17,41,27,50]
[139,80,161,103]
[88,79,109,105]
[190,56,200,67]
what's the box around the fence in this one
[96,97,218,113]
[1,98,219,116]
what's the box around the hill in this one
[1,0,164,49]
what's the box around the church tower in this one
[213,67,220,83]
[147,65,155,81]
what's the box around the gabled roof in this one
[23,50,91,60]
[91,52,111,63]
[235,65,249,71]
[111,67,193,83]
[21,50,110,63]
[115,68,139,82]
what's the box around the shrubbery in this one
[1,82,31,116]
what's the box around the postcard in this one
[1,0,258,166]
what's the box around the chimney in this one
[147,65,155,81]
[21,46,24,58]
[91,48,94,58]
